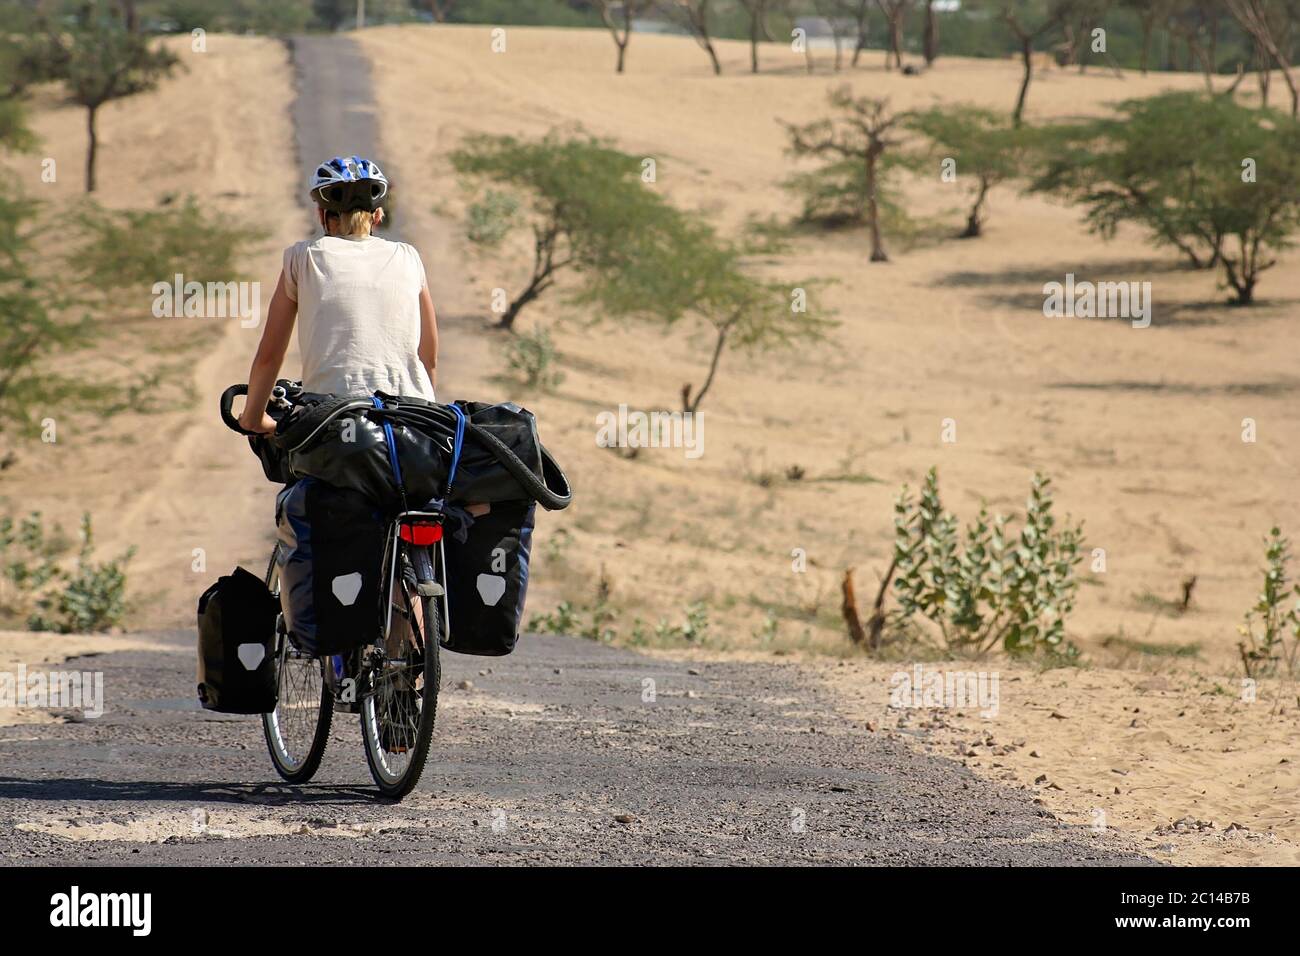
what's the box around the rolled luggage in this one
[258,384,571,514]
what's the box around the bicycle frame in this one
[380,509,450,650]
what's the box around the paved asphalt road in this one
[0,36,1156,867]
[0,629,1156,865]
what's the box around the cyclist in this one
[239,155,437,435]
[239,155,437,749]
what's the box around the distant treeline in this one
[5,1,1280,79]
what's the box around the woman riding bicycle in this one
[239,155,438,435]
[238,156,439,788]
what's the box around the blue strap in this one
[445,403,466,496]
[372,397,404,493]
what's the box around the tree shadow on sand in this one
[933,258,1300,328]
[1047,379,1300,397]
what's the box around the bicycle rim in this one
[361,555,440,799]
[262,545,332,783]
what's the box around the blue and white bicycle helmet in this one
[309,155,389,213]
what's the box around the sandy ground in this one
[355,24,1299,866]
[0,629,171,726]
[0,35,305,628]
[641,641,1299,866]
[355,26,1300,674]
[819,658,1300,866]
[0,26,1293,866]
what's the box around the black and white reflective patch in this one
[476,574,506,606]
[236,643,265,671]
[332,573,363,606]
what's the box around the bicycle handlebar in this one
[219,384,256,436]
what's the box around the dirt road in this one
[0,629,1156,865]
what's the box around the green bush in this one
[892,468,1084,658]
[466,189,519,247]
[0,511,133,633]
[1238,527,1300,680]
[73,196,261,301]
[504,326,564,390]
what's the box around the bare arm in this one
[418,285,439,393]
[239,270,297,434]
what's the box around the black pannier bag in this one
[276,477,387,657]
[196,566,279,714]
[442,499,536,656]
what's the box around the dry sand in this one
[0,26,1294,865]
[0,35,305,628]
[818,658,1300,866]
[356,25,1300,674]
[356,25,1299,864]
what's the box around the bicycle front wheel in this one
[262,544,333,784]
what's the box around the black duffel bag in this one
[263,386,570,513]
[196,566,279,714]
[442,499,536,656]
[275,477,388,657]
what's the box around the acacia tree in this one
[783,86,905,262]
[429,0,456,20]
[1167,0,1221,91]
[1227,0,1299,117]
[1031,92,1300,303]
[908,105,1024,237]
[451,132,682,330]
[0,192,99,466]
[922,0,939,65]
[998,0,1066,125]
[606,219,830,412]
[46,10,179,192]
[813,0,858,71]
[841,0,873,66]
[595,0,650,73]
[670,0,723,75]
[1058,0,1110,73]
[738,0,777,73]
[875,0,912,69]
[1118,0,1166,74]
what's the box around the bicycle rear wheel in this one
[262,544,332,783]
[360,545,440,799]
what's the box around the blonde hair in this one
[325,209,376,237]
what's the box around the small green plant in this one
[530,600,579,636]
[892,468,1084,658]
[1,512,132,632]
[465,189,519,247]
[505,326,565,390]
[753,608,779,645]
[651,602,711,645]
[530,572,619,643]
[539,527,572,563]
[1238,527,1300,679]
[0,512,68,616]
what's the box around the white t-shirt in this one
[282,234,436,400]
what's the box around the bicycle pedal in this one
[416,582,444,598]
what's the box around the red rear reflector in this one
[400,523,442,546]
